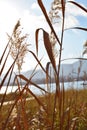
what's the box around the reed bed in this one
[0,0,87,130]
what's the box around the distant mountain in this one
[1,72,16,86]
[1,60,87,86]
[60,60,87,81]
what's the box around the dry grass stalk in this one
[7,19,29,72]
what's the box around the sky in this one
[0,0,87,72]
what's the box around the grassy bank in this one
[0,88,87,129]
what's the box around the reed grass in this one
[0,0,87,130]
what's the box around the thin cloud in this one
[21,10,50,32]
[0,1,20,33]
[66,2,87,17]
[65,15,79,29]
[0,1,20,54]
[31,2,40,10]
[64,2,87,29]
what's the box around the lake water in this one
[0,81,87,95]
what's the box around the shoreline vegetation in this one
[0,0,87,129]
[1,78,87,87]
[0,82,87,103]
[1,59,87,86]
[0,88,87,129]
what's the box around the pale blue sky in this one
[0,0,87,72]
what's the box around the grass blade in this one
[35,28,39,55]
[0,66,14,108]
[61,57,87,62]
[43,29,57,74]
[65,27,87,31]
[37,0,61,46]
[16,75,47,113]
[0,50,10,75]
[68,1,87,13]
[0,62,15,88]
[17,74,48,93]
[29,50,47,74]
[46,62,51,84]
[0,53,19,88]
[2,88,25,130]
[36,28,57,75]
[0,43,9,64]
[26,87,47,113]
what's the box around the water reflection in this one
[0,81,87,94]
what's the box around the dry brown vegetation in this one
[0,0,87,130]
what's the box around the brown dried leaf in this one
[37,0,61,46]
